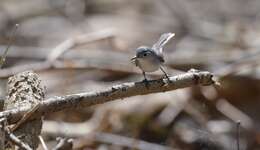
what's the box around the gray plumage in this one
[131,32,175,81]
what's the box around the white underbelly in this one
[137,59,160,72]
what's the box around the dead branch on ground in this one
[52,137,73,150]
[75,132,176,150]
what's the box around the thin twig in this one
[0,30,115,78]
[0,118,6,149]
[0,61,51,78]
[216,99,253,130]
[53,137,73,150]
[42,119,98,137]
[0,70,215,124]
[10,103,40,132]
[0,24,19,68]
[5,129,33,150]
[215,48,260,77]
[46,29,115,63]
[42,123,175,150]
[236,120,241,150]
[39,135,49,150]
[81,132,176,150]
[0,57,183,79]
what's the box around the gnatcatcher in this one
[131,32,175,82]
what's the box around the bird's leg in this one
[142,71,149,88]
[160,66,171,82]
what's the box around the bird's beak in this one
[131,56,137,61]
[131,56,137,64]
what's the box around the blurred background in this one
[1,0,260,149]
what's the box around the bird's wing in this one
[152,33,175,56]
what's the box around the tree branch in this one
[78,132,175,150]
[4,71,45,149]
[52,137,73,150]
[0,70,215,124]
[6,131,33,150]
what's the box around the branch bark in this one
[52,138,73,150]
[0,70,215,124]
[3,71,45,149]
[6,131,33,150]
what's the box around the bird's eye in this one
[143,53,147,56]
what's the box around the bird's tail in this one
[152,33,175,55]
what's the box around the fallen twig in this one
[39,135,49,150]
[0,29,115,78]
[0,58,183,79]
[46,29,115,63]
[42,120,95,137]
[53,137,73,150]
[6,129,33,150]
[216,99,253,130]
[10,103,41,132]
[0,62,51,78]
[42,122,176,150]
[215,48,260,77]
[236,120,241,150]
[76,132,176,150]
[0,24,19,68]
[0,70,215,124]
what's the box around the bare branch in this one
[39,135,49,150]
[216,99,253,130]
[10,103,41,132]
[6,130,33,150]
[43,123,175,150]
[80,132,176,150]
[0,58,183,79]
[0,62,51,78]
[0,24,19,68]
[46,29,115,63]
[236,120,241,150]
[52,137,73,150]
[0,70,215,124]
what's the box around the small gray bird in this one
[131,32,175,82]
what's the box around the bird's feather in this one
[152,33,175,56]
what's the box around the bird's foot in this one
[164,74,171,82]
[162,74,172,86]
[142,78,150,89]
[159,66,171,84]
